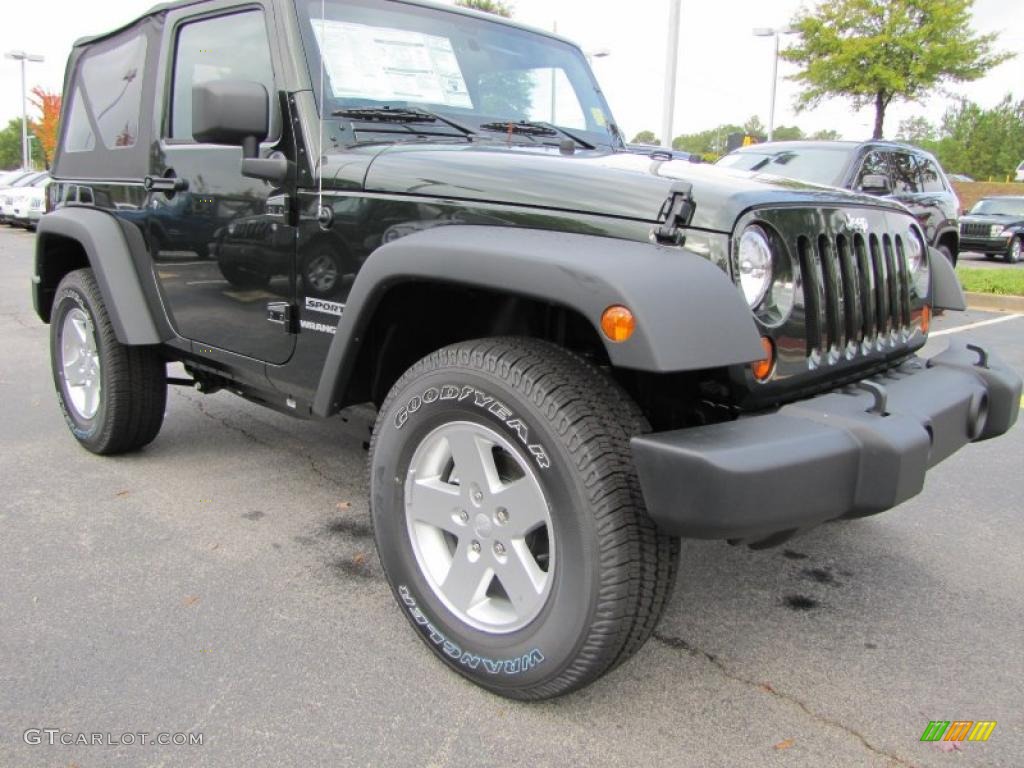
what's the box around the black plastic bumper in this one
[631,340,1021,541]
[960,236,1011,253]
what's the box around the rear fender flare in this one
[34,207,166,344]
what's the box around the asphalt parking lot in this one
[1,226,1022,767]
[959,250,1023,269]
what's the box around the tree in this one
[743,115,765,138]
[772,125,804,141]
[925,96,1024,179]
[782,0,1014,139]
[29,86,62,169]
[896,116,936,145]
[455,0,512,17]
[0,118,46,170]
[810,129,841,141]
[631,130,659,145]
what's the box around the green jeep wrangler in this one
[34,0,1021,699]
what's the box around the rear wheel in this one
[49,269,167,455]
[370,337,679,699]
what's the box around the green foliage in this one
[772,125,804,141]
[631,130,659,145]
[896,116,936,144]
[455,0,513,17]
[956,267,1024,296]
[782,0,1014,139]
[743,115,765,137]
[900,96,1024,179]
[672,123,740,155]
[666,118,837,157]
[0,118,45,171]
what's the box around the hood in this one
[962,212,1024,227]
[328,143,909,233]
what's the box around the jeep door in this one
[150,1,296,364]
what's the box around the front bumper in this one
[632,340,1021,542]
[960,235,1012,253]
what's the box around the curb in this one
[964,292,1024,314]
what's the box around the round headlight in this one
[738,225,773,308]
[906,225,930,297]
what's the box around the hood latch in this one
[654,182,695,246]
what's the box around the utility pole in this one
[661,0,681,150]
[5,50,45,170]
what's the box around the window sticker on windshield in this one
[590,107,607,127]
[312,20,472,108]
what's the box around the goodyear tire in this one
[49,269,167,455]
[370,337,679,699]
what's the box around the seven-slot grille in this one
[960,221,991,237]
[796,229,913,366]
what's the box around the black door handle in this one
[144,175,189,193]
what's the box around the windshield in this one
[716,148,851,187]
[295,0,618,146]
[971,198,1024,216]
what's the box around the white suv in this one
[10,176,50,229]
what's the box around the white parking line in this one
[931,314,1023,337]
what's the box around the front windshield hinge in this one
[654,182,696,246]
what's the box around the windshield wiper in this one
[479,120,596,150]
[332,106,475,137]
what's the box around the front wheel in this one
[370,338,679,699]
[1006,237,1022,264]
[49,269,167,455]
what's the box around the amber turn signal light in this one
[600,306,636,342]
[751,336,775,382]
[920,305,931,335]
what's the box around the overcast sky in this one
[1,0,1021,142]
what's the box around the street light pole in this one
[752,27,793,142]
[5,50,45,170]
[661,0,681,150]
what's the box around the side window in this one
[917,157,945,193]
[170,11,277,141]
[856,151,889,189]
[891,152,921,193]
[63,89,96,153]
[82,36,148,147]
[63,35,148,152]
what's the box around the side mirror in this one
[860,174,891,195]
[192,80,290,184]
[192,80,269,158]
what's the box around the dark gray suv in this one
[719,141,961,264]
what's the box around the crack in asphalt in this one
[172,389,346,490]
[651,632,920,767]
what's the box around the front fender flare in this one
[312,225,764,417]
[34,207,165,345]
[929,245,966,311]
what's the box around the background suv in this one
[718,141,961,264]
[959,196,1024,263]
